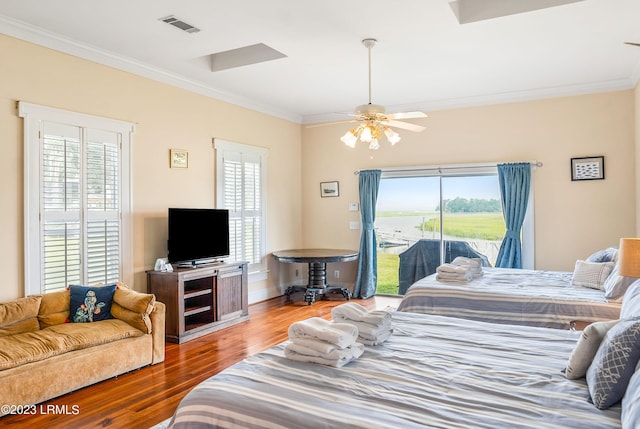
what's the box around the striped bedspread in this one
[397,267,621,329]
[167,311,621,429]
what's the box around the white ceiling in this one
[1,0,639,124]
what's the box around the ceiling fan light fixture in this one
[384,127,401,145]
[340,129,358,148]
[360,125,373,142]
[338,37,425,150]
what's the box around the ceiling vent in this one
[159,15,200,34]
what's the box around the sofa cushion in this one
[0,295,42,337]
[112,287,156,334]
[38,290,70,328]
[69,285,116,323]
[0,319,144,371]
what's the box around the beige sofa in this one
[0,285,165,414]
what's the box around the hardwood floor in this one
[1,295,401,429]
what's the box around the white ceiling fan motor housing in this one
[356,103,386,117]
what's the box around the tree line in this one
[435,197,501,213]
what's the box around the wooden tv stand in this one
[147,261,249,343]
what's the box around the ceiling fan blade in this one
[625,42,640,47]
[386,111,427,120]
[381,119,426,133]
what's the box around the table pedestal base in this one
[285,261,352,305]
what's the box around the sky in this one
[376,175,501,212]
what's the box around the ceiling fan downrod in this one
[362,38,377,106]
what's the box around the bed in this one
[396,267,623,329]
[166,308,636,429]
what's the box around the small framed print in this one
[320,181,339,197]
[571,156,604,181]
[170,149,188,168]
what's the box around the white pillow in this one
[571,260,615,290]
[565,319,620,379]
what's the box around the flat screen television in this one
[167,208,230,266]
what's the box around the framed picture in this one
[320,181,339,197]
[170,149,188,168]
[571,156,604,181]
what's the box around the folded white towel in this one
[358,329,393,346]
[435,273,472,283]
[284,342,364,367]
[336,319,392,339]
[290,337,343,356]
[287,339,365,360]
[436,263,469,275]
[451,256,481,267]
[331,303,392,327]
[435,270,471,278]
[288,317,358,349]
[450,257,483,278]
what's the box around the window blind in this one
[20,101,134,295]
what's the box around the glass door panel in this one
[375,173,506,296]
[441,175,505,267]
[375,177,440,295]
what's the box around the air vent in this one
[159,15,200,34]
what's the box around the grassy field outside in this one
[376,211,505,295]
[418,213,505,241]
[377,253,400,295]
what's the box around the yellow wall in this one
[0,34,302,302]
[635,82,640,235]
[302,91,636,272]
[1,32,637,301]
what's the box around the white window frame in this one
[380,162,535,269]
[20,102,134,295]
[214,139,268,276]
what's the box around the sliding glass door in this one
[375,165,531,295]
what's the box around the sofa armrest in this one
[150,301,166,364]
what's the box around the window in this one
[215,139,267,274]
[376,164,534,295]
[20,102,134,295]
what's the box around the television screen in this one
[167,208,230,265]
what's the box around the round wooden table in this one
[273,248,359,304]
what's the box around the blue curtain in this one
[354,169,381,298]
[495,163,531,268]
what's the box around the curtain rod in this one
[354,161,543,175]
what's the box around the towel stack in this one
[331,302,393,346]
[436,256,483,283]
[285,317,364,367]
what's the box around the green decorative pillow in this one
[68,285,116,323]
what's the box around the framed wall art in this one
[320,181,339,197]
[571,156,604,181]
[170,149,189,168]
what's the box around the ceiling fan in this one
[625,42,640,47]
[315,38,427,150]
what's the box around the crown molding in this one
[302,77,638,125]
[0,14,302,124]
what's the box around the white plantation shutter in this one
[20,102,133,295]
[215,140,267,272]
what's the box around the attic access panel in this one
[209,43,287,72]
[449,0,585,24]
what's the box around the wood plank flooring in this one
[1,295,401,429]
